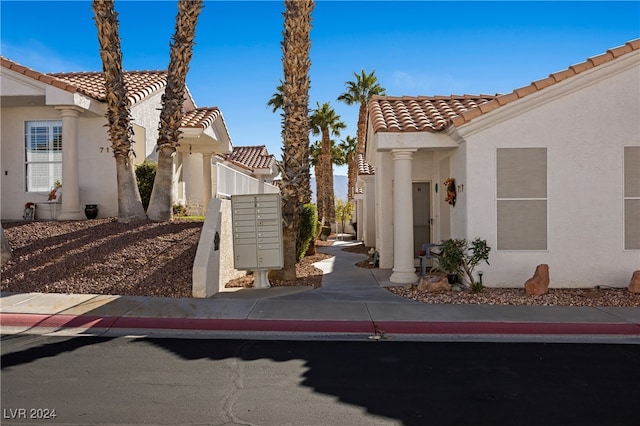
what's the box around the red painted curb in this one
[2,313,639,336]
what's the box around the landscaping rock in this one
[525,264,550,296]
[629,270,640,294]
[418,275,451,292]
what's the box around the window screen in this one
[25,120,62,192]
[497,148,547,250]
[624,146,640,249]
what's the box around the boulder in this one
[524,264,550,296]
[629,270,640,294]
[418,275,451,292]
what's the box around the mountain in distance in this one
[310,175,348,204]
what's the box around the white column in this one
[390,149,418,284]
[202,153,212,215]
[56,107,82,220]
[253,172,271,289]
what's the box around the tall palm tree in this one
[309,102,346,225]
[310,139,345,217]
[266,81,311,204]
[147,0,203,221]
[337,69,386,154]
[272,0,314,281]
[92,0,147,223]
[338,135,357,200]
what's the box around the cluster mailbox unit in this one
[231,193,283,288]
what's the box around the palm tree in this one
[266,80,285,113]
[1,224,12,266]
[310,138,345,217]
[337,69,386,154]
[338,135,357,200]
[309,102,346,225]
[92,0,147,223]
[272,0,314,281]
[267,81,311,204]
[147,0,203,221]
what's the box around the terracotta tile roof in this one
[1,56,79,93]
[367,39,640,133]
[368,95,498,133]
[49,70,167,105]
[226,145,276,171]
[181,107,221,128]
[1,56,167,105]
[357,152,375,175]
[451,38,640,127]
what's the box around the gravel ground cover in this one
[2,220,638,307]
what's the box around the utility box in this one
[231,193,283,270]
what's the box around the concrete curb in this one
[3,312,640,338]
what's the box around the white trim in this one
[456,51,640,139]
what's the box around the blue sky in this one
[1,1,638,176]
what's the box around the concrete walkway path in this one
[1,240,639,343]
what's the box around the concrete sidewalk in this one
[1,241,639,343]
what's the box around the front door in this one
[412,182,430,259]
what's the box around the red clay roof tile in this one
[368,95,498,133]
[357,152,375,175]
[373,39,639,131]
[226,146,275,172]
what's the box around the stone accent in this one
[628,270,640,294]
[418,275,451,292]
[524,264,550,296]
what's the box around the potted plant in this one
[436,238,491,291]
[47,180,62,202]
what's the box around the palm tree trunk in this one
[147,0,203,221]
[271,0,314,281]
[1,224,12,266]
[93,0,147,223]
[320,131,336,226]
[357,102,367,153]
[347,153,356,201]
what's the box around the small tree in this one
[297,203,317,260]
[335,199,353,239]
[135,161,157,211]
[438,238,491,291]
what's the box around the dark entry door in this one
[412,182,430,258]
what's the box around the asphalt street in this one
[1,335,639,425]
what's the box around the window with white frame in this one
[25,120,62,192]
[624,146,640,250]
[496,147,547,250]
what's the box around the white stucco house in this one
[357,39,640,288]
[0,57,232,221]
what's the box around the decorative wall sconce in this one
[444,177,456,206]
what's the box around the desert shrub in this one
[172,204,187,217]
[297,203,318,261]
[135,161,157,210]
[437,238,491,290]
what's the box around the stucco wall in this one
[462,54,640,287]
[218,198,246,290]
[1,106,120,219]
[1,89,166,221]
[130,91,163,161]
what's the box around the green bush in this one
[437,238,491,291]
[172,204,187,217]
[297,203,318,261]
[135,161,157,210]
